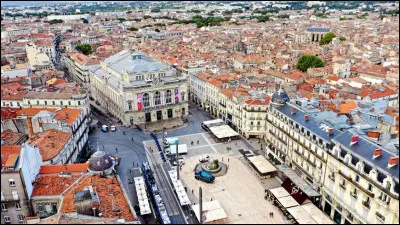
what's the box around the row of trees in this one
[172,16,230,28]
[45,19,63,24]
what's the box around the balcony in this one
[338,170,375,198]
[1,195,19,203]
[269,130,288,145]
[362,201,370,209]
[339,183,346,190]
[266,117,326,163]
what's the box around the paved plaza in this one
[180,153,285,224]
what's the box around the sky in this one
[1,1,73,7]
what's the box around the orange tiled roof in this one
[327,75,340,81]
[1,129,26,146]
[1,146,21,172]
[39,164,88,174]
[53,108,82,125]
[359,85,397,99]
[16,108,57,117]
[339,101,357,114]
[28,129,72,161]
[61,175,135,221]
[31,174,82,197]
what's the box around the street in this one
[88,102,213,224]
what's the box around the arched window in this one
[143,93,150,107]
[154,92,161,105]
[165,90,172,104]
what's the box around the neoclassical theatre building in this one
[89,50,188,126]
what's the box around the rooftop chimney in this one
[388,157,399,168]
[27,118,34,137]
[328,128,334,135]
[373,149,382,159]
[291,107,296,115]
[304,115,309,121]
[367,131,380,141]
[350,135,359,146]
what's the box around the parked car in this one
[101,125,109,132]
[110,125,117,132]
[199,155,210,163]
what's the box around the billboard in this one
[137,93,143,110]
[174,88,179,104]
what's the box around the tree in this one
[75,44,93,55]
[256,15,269,22]
[66,29,73,33]
[81,18,88,24]
[339,17,346,21]
[143,15,152,19]
[155,28,160,32]
[127,27,138,31]
[151,7,161,13]
[319,32,336,45]
[339,37,347,41]
[117,18,126,23]
[296,55,324,72]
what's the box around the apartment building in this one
[26,40,56,71]
[323,131,399,224]
[61,52,99,88]
[89,50,188,126]
[1,145,42,224]
[265,89,399,224]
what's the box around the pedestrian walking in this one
[132,137,134,141]
[191,140,193,145]
[115,147,118,153]
[197,140,199,144]
[271,212,274,218]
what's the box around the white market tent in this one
[301,202,335,224]
[277,196,300,208]
[168,170,191,206]
[133,176,151,215]
[192,200,228,224]
[209,125,240,139]
[168,144,188,155]
[247,155,277,174]
[202,119,224,126]
[269,187,291,199]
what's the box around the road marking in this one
[186,144,210,150]
[202,133,218,153]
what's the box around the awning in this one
[269,187,290,199]
[192,200,227,223]
[248,155,277,175]
[277,195,300,208]
[209,125,240,139]
[276,165,320,197]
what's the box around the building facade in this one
[89,50,188,126]
[264,89,399,224]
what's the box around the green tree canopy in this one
[127,27,138,31]
[256,15,269,22]
[296,55,324,72]
[75,44,93,55]
[319,32,336,45]
[151,7,161,13]
[339,37,347,41]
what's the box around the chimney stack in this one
[388,157,399,168]
[328,128,334,135]
[350,135,359,146]
[373,149,382,159]
[304,115,309,121]
[291,107,296,115]
[27,118,34,137]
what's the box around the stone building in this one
[295,27,330,43]
[89,50,188,126]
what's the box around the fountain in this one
[201,159,222,174]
